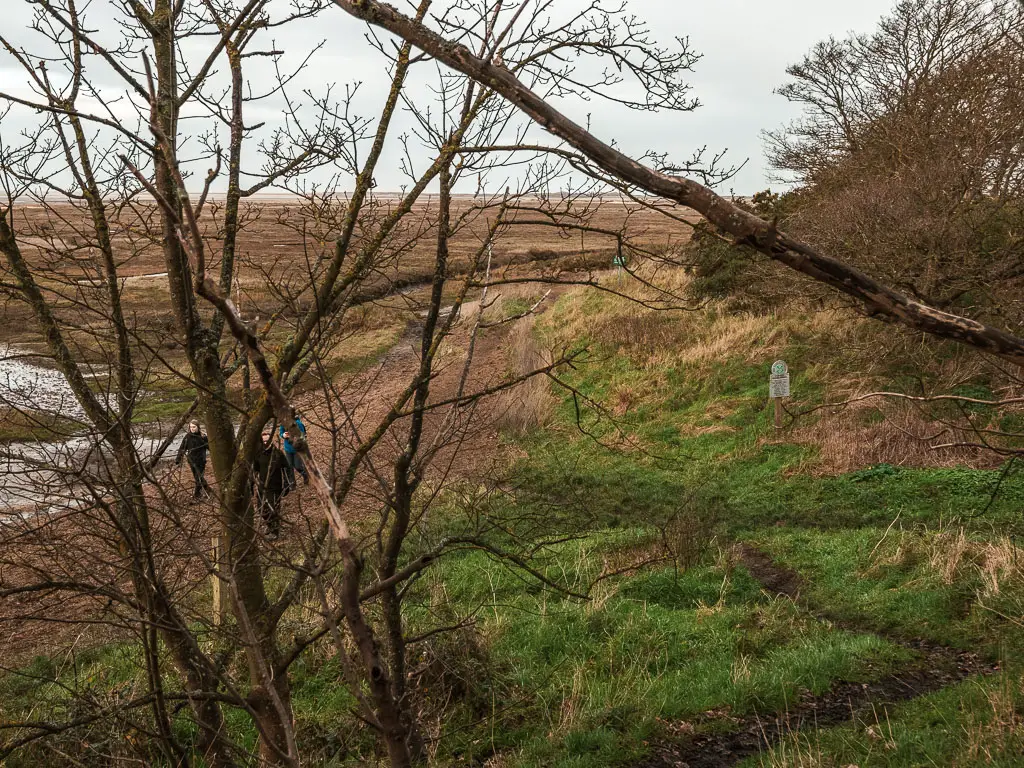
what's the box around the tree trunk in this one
[341,552,414,768]
[147,1,295,762]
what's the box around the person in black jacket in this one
[176,420,212,500]
[252,428,289,538]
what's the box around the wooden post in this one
[770,360,790,430]
[211,535,227,626]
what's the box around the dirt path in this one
[2,280,571,667]
[293,281,576,530]
[631,544,1000,768]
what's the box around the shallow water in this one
[1,434,171,517]
[0,345,178,515]
[0,344,91,421]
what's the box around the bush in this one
[684,190,804,310]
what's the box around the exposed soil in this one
[733,543,803,600]
[635,645,996,768]
[296,280,577,523]
[629,544,1001,768]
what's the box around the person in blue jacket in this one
[279,408,309,488]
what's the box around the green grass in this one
[132,394,197,424]
[749,526,1024,656]
[318,323,407,376]
[453,285,1024,765]
[0,646,158,767]
[422,543,911,767]
[0,409,82,441]
[5,281,1024,766]
[742,672,1024,768]
[500,296,537,318]
[526,291,1024,538]
[0,542,910,767]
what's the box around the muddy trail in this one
[631,544,1000,768]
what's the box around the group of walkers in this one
[174,409,310,539]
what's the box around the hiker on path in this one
[252,427,289,538]
[176,420,212,500]
[279,409,310,488]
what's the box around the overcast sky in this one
[0,0,898,194]
[577,0,896,193]
[627,0,897,191]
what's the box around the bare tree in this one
[765,0,1024,318]
[9,0,1022,763]
[0,0,343,762]
[737,0,1024,472]
[0,1,701,765]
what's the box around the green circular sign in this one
[771,360,788,376]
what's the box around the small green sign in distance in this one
[771,360,787,377]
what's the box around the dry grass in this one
[759,706,897,768]
[493,317,557,435]
[963,677,1024,763]
[537,267,805,443]
[783,309,1015,473]
[790,397,1004,475]
[756,736,828,768]
[598,536,665,577]
[760,677,1023,767]
[540,265,1019,474]
[3,200,690,426]
[927,530,1023,598]
[546,264,803,374]
[7,197,690,313]
[730,653,753,687]
[869,526,1024,600]
[591,306,784,372]
[677,399,743,437]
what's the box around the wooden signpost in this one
[770,360,790,429]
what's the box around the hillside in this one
[3,264,1023,767]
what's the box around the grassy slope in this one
[3,272,1024,767]
[499,280,1024,767]
[423,541,908,767]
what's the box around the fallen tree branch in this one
[332,0,1024,366]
